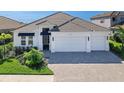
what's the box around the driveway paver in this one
[44,51,121,64]
[49,64,124,82]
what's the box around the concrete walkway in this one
[0,75,54,82]
[49,64,124,82]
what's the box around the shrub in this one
[0,33,12,44]
[0,42,13,60]
[113,33,122,43]
[23,48,45,68]
[109,36,114,41]
[0,46,3,59]
[109,42,114,50]
[14,47,24,56]
[109,40,123,55]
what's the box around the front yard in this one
[0,33,53,75]
[0,58,53,75]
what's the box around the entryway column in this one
[105,36,109,51]
[51,36,55,53]
[86,35,91,52]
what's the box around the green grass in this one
[109,40,124,60]
[0,58,53,75]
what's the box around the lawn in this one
[109,40,124,60]
[0,58,53,75]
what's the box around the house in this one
[13,12,110,53]
[91,11,124,28]
[0,16,24,33]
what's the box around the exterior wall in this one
[50,31,110,52]
[13,22,55,50]
[13,23,39,47]
[13,30,38,47]
[111,15,124,26]
[37,23,55,50]
[91,15,124,28]
[91,17,111,28]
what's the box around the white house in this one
[13,12,110,53]
[91,11,124,28]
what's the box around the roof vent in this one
[50,25,59,31]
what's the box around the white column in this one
[86,35,91,52]
[105,36,109,51]
[37,27,43,50]
[51,34,55,53]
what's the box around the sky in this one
[0,11,106,23]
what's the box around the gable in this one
[14,12,110,33]
[0,16,24,30]
[14,12,73,31]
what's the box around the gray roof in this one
[91,11,124,19]
[16,12,110,32]
[0,16,25,33]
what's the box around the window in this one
[28,36,33,45]
[112,17,116,22]
[21,36,26,39]
[21,41,26,45]
[28,36,33,39]
[21,36,26,45]
[100,19,104,23]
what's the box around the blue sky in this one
[0,11,106,23]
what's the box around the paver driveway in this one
[44,51,121,64]
[49,64,124,82]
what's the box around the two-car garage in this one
[53,36,87,52]
[50,32,109,52]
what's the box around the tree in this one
[1,33,6,58]
[116,26,124,48]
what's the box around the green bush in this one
[23,48,45,68]
[0,42,13,60]
[0,46,3,59]
[113,33,122,43]
[109,40,124,59]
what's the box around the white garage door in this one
[91,36,106,51]
[54,36,87,52]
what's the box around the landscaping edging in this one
[0,75,54,82]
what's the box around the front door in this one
[43,35,49,50]
[41,28,50,50]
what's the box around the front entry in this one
[43,35,49,50]
[41,28,51,50]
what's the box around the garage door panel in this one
[91,36,106,51]
[54,37,86,52]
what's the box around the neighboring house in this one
[13,12,110,53]
[91,11,124,28]
[0,16,24,33]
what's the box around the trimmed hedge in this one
[109,40,124,60]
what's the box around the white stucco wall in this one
[13,22,55,50]
[91,15,124,28]
[13,25,39,47]
[91,18,111,28]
